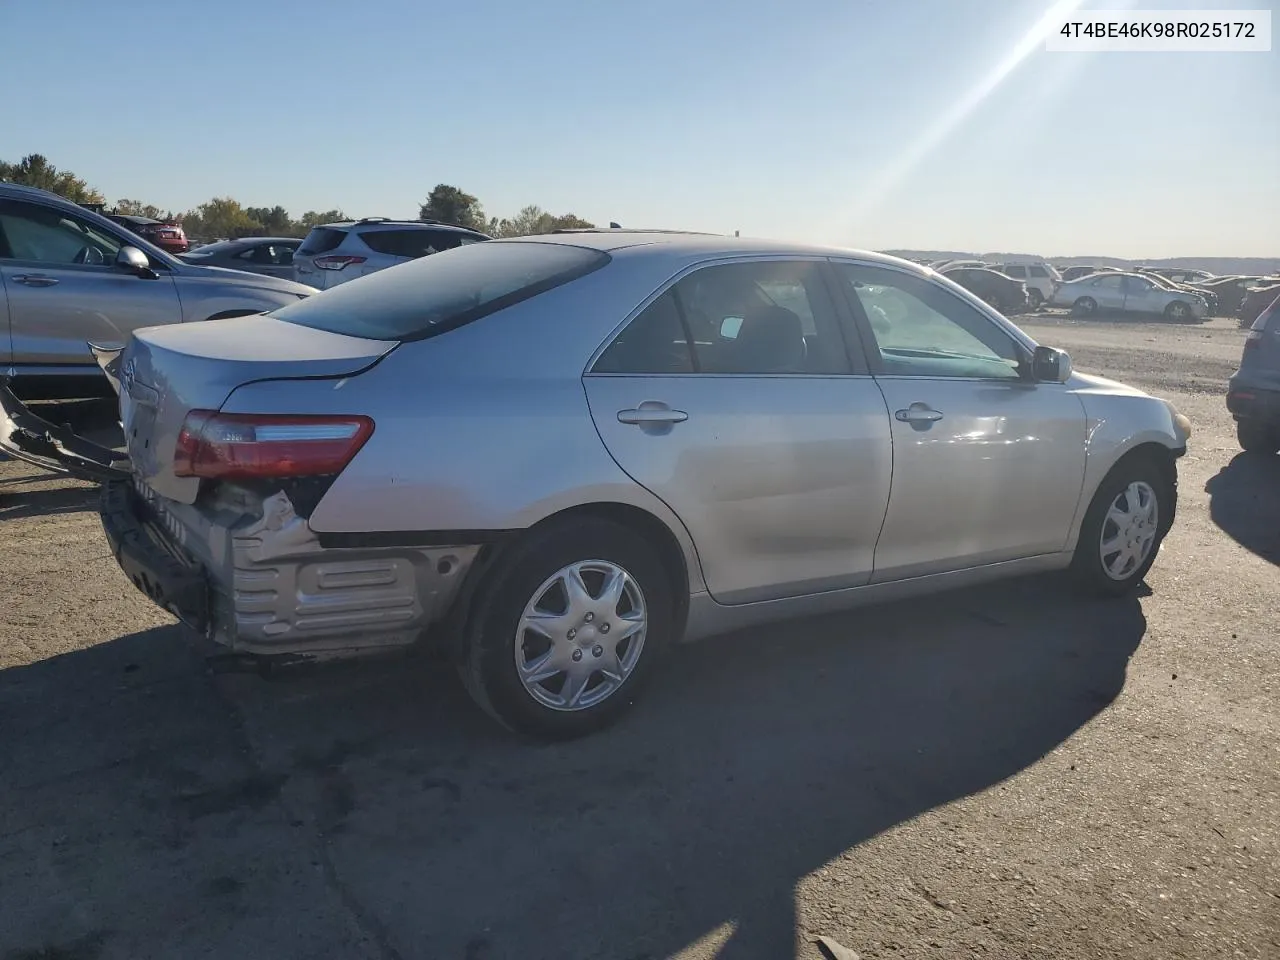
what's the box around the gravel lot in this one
[1,314,1277,960]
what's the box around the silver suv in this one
[0,182,315,399]
[293,218,490,289]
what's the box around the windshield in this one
[270,240,608,340]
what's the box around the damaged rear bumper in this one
[99,479,210,630]
[0,379,130,483]
[99,478,483,660]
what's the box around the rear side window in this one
[359,228,470,258]
[298,227,347,255]
[271,241,609,341]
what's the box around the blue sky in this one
[3,0,1276,257]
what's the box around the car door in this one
[1122,275,1163,314]
[830,260,1087,582]
[0,198,182,369]
[583,258,893,605]
[1089,273,1127,310]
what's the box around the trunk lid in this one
[119,313,396,503]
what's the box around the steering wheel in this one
[73,246,106,266]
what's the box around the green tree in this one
[487,205,594,238]
[419,184,486,231]
[115,199,172,220]
[179,197,263,239]
[296,209,346,233]
[245,205,294,235]
[0,153,104,204]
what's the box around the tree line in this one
[1,154,595,240]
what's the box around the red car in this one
[106,213,189,254]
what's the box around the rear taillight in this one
[313,255,367,271]
[174,411,374,480]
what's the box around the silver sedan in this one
[97,232,1192,738]
[1051,271,1208,320]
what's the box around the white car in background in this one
[293,218,490,289]
[992,260,1062,308]
[1052,271,1208,321]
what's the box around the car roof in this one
[498,230,930,269]
[0,181,67,201]
[317,218,488,235]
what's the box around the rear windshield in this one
[298,227,347,255]
[270,240,610,341]
[360,228,476,258]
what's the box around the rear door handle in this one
[11,274,59,287]
[895,404,944,423]
[618,406,688,425]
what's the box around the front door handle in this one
[895,403,944,423]
[11,274,59,287]
[618,405,688,425]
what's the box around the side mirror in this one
[1032,345,1072,383]
[115,245,156,279]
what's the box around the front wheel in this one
[1027,288,1045,309]
[1071,457,1172,596]
[1237,419,1280,455]
[1164,301,1192,321]
[457,517,676,739]
[1073,296,1098,317]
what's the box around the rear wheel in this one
[458,517,675,739]
[1236,419,1280,455]
[1073,296,1098,317]
[1071,455,1172,596]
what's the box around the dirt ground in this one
[1,313,1277,960]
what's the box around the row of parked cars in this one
[925,257,1279,325]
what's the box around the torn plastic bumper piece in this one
[0,378,131,483]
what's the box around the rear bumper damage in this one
[98,479,482,660]
[0,379,130,483]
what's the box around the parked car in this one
[1060,265,1120,283]
[106,213,190,254]
[1238,280,1280,326]
[939,265,1028,313]
[293,217,490,289]
[179,237,301,279]
[991,261,1062,307]
[1226,291,1280,453]
[92,231,1190,738]
[1142,267,1215,285]
[0,183,315,400]
[1052,272,1208,321]
[1142,272,1220,315]
[1199,275,1261,315]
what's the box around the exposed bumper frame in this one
[0,378,130,483]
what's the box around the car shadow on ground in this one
[1205,452,1280,566]
[0,576,1145,960]
[0,480,98,520]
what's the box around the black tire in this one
[1164,301,1192,322]
[1071,454,1173,597]
[457,517,676,739]
[1027,288,1045,309]
[1236,419,1280,455]
[1073,296,1098,317]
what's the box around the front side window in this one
[1028,265,1049,278]
[1125,276,1154,293]
[0,200,123,265]
[592,260,850,376]
[835,263,1023,380]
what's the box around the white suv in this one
[293,218,490,289]
[993,260,1062,308]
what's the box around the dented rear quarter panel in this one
[217,261,710,595]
